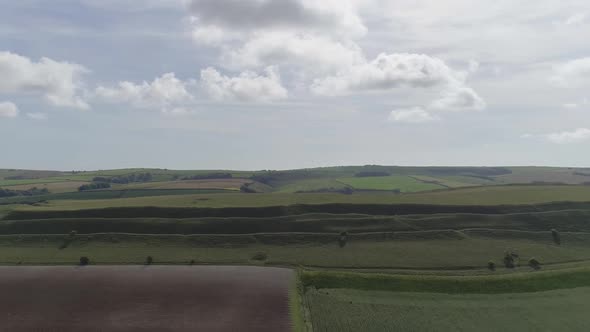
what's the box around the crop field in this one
[0,266,292,332]
[305,287,590,331]
[495,167,590,184]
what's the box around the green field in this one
[5,185,589,212]
[337,175,445,192]
[305,287,590,331]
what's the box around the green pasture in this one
[337,175,444,192]
[305,286,590,331]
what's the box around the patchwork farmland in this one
[2,166,590,331]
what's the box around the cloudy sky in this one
[1,0,589,170]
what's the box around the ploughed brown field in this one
[0,266,293,332]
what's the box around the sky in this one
[0,0,589,170]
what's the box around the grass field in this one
[305,287,590,331]
[1,181,90,193]
[7,185,590,211]
[274,178,349,193]
[337,175,445,192]
[0,233,588,269]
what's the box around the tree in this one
[551,229,561,245]
[487,261,496,271]
[529,257,541,270]
[79,256,90,266]
[503,252,515,268]
[240,183,257,193]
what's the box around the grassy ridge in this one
[6,201,590,220]
[3,210,590,234]
[4,185,589,211]
[300,267,590,293]
[337,175,444,192]
[1,233,589,268]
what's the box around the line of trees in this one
[0,187,49,198]
[354,171,391,177]
[180,173,232,180]
[78,182,111,191]
[92,172,153,184]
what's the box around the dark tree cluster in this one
[78,182,111,191]
[92,172,153,184]
[240,183,257,193]
[295,187,354,195]
[354,171,391,177]
[181,173,232,180]
[4,175,28,180]
[503,251,519,268]
[250,170,313,185]
[529,257,542,270]
[0,187,49,198]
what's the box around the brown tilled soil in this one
[0,265,293,332]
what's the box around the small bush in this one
[79,256,90,266]
[146,256,153,265]
[189,259,196,265]
[252,252,268,261]
[487,261,496,271]
[529,257,541,270]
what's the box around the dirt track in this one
[0,265,292,332]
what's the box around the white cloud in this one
[200,66,288,102]
[388,107,438,123]
[224,32,365,74]
[565,13,587,25]
[191,24,235,45]
[0,51,89,109]
[563,103,579,109]
[0,101,19,118]
[188,0,367,78]
[311,53,460,96]
[94,73,194,112]
[551,57,590,87]
[428,85,486,112]
[546,128,590,144]
[26,112,48,120]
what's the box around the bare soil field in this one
[0,265,292,332]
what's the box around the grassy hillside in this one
[337,176,444,192]
[1,232,589,268]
